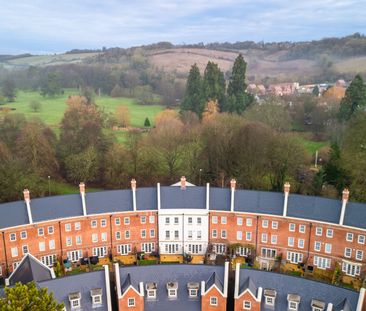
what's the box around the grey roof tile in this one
[210,188,231,211]
[239,277,257,297]
[136,187,157,210]
[206,271,223,292]
[335,298,353,311]
[86,190,133,214]
[161,186,205,209]
[239,269,359,311]
[344,202,366,229]
[39,270,108,311]
[0,201,29,229]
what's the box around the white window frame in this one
[289,223,295,232]
[124,217,130,225]
[128,298,135,307]
[243,300,251,309]
[299,224,306,233]
[356,250,363,261]
[49,239,55,250]
[149,215,155,223]
[346,232,353,242]
[20,231,27,240]
[271,235,277,245]
[314,256,331,270]
[237,217,243,226]
[212,216,218,224]
[125,230,130,239]
[22,245,28,255]
[101,232,107,242]
[92,233,98,243]
[288,237,294,247]
[150,229,155,238]
[66,237,72,247]
[289,300,299,310]
[246,218,252,226]
[221,230,227,239]
[74,222,81,231]
[314,241,321,252]
[262,219,269,228]
[101,219,107,227]
[38,227,45,236]
[324,243,332,254]
[246,232,252,241]
[315,227,322,236]
[358,235,365,245]
[344,247,352,258]
[237,231,242,240]
[11,247,18,258]
[221,216,227,224]
[272,221,278,229]
[9,233,16,241]
[210,296,218,306]
[118,244,131,255]
[212,229,217,238]
[141,229,146,238]
[76,235,82,245]
[140,216,146,224]
[115,217,120,226]
[91,220,97,228]
[48,226,54,234]
[64,224,71,232]
[298,239,304,249]
[326,228,333,238]
[116,231,121,240]
[262,233,268,243]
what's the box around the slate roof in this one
[121,273,139,294]
[136,187,157,211]
[343,202,366,229]
[238,269,359,311]
[205,271,224,293]
[160,186,206,209]
[239,277,257,297]
[86,190,133,214]
[210,188,231,211]
[119,264,224,311]
[0,201,29,229]
[7,254,54,286]
[39,270,109,311]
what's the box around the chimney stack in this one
[339,188,349,226]
[181,176,186,190]
[283,182,290,217]
[131,179,137,211]
[23,189,33,224]
[131,179,137,190]
[230,179,236,212]
[230,179,236,190]
[79,182,87,216]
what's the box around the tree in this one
[181,64,204,117]
[312,85,320,96]
[40,73,63,97]
[226,54,253,114]
[1,78,16,102]
[29,100,42,112]
[144,117,151,127]
[115,106,130,127]
[339,74,366,121]
[202,61,226,112]
[0,282,64,311]
[202,100,219,122]
[65,147,99,183]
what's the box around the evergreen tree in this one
[202,61,226,112]
[1,78,16,102]
[339,74,366,121]
[144,117,151,127]
[312,85,320,96]
[40,73,63,97]
[226,54,253,114]
[181,64,204,117]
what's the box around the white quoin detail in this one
[206,183,210,210]
[131,179,137,212]
[283,182,290,217]
[23,189,33,224]
[339,188,349,226]
[157,183,161,210]
[79,182,87,216]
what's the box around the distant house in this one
[268,82,299,96]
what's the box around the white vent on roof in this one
[287,293,301,311]
[264,288,276,306]
[187,282,199,297]
[167,282,178,298]
[311,299,325,311]
[146,282,157,299]
[69,292,81,310]
[90,288,102,306]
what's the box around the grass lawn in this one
[1,89,164,130]
[291,133,329,155]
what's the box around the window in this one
[9,233,16,241]
[91,220,97,228]
[67,250,83,262]
[124,217,130,225]
[237,231,242,240]
[197,231,202,239]
[115,217,121,225]
[246,232,252,241]
[287,252,303,264]
[165,217,170,225]
[325,243,332,254]
[314,241,321,252]
[221,230,227,238]
[188,230,193,239]
[22,245,28,254]
[262,233,268,243]
[101,233,107,242]
[168,289,177,298]
[188,217,193,224]
[64,224,71,232]
[140,216,146,224]
[246,218,252,226]
[165,243,179,254]
[76,236,82,245]
[221,216,227,224]
[141,229,146,238]
[213,243,227,255]
[299,224,306,233]
[272,221,278,229]
[125,230,130,239]
[237,217,243,225]
[265,294,276,306]
[358,235,365,244]
[326,228,333,238]
[147,288,157,299]
[289,301,298,310]
[142,243,155,253]
[11,247,18,257]
[314,256,331,269]
[174,231,179,239]
[261,248,276,258]
[92,294,102,306]
[66,238,72,247]
[298,239,304,249]
[118,244,131,255]
[289,223,295,232]
[150,229,155,238]
[149,215,155,223]
[344,247,352,258]
[315,227,322,236]
[210,296,218,306]
[356,250,363,261]
[271,235,277,245]
[101,219,107,227]
[342,261,361,276]
[38,227,44,236]
[243,301,251,309]
[236,246,251,257]
[174,217,179,224]
[212,229,217,238]
[92,233,98,243]
[128,298,135,307]
[166,231,170,239]
[41,254,56,267]
[346,232,354,242]
[70,297,81,310]
[288,237,294,247]
[92,246,107,258]
[49,240,55,250]
[48,226,54,234]
[262,219,269,228]
[212,216,218,224]
[74,222,81,231]
[116,231,121,240]
[189,289,198,297]
[197,217,202,225]
[20,231,27,240]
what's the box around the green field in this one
[292,134,329,155]
[1,89,164,130]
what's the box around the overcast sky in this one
[0,0,365,54]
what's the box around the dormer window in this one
[167,282,178,298]
[311,299,325,311]
[69,292,81,310]
[187,282,199,297]
[287,294,300,311]
[264,289,277,306]
[210,296,218,306]
[90,288,102,306]
[146,282,157,299]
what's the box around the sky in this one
[0,0,365,54]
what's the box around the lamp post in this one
[48,176,51,196]
[199,169,202,186]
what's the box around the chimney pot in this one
[23,189,30,202]
[181,176,186,190]
[342,188,349,201]
[131,179,137,190]
[284,182,291,193]
[230,179,236,190]
[79,182,85,194]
